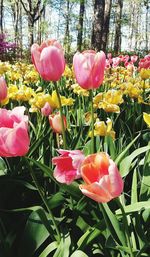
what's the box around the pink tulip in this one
[130,55,138,63]
[49,113,67,134]
[112,57,120,68]
[31,39,65,81]
[107,53,112,59]
[0,106,30,157]
[41,102,53,117]
[0,77,7,101]
[105,59,111,69]
[52,149,85,184]
[79,153,123,203]
[138,55,150,70]
[73,50,106,89]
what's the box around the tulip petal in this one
[108,160,124,197]
[79,181,113,203]
[40,46,65,81]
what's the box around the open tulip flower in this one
[52,149,85,184]
[79,153,123,203]
[73,50,106,89]
[31,39,65,81]
[0,106,30,157]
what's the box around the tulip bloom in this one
[49,113,67,134]
[0,77,7,101]
[31,39,65,81]
[138,55,150,70]
[131,55,138,63]
[79,153,123,203]
[41,102,53,116]
[0,106,30,157]
[73,50,106,89]
[52,149,85,184]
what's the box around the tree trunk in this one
[91,0,105,51]
[20,0,45,47]
[28,17,34,47]
[134,1,140,50]
[128,1,134,50]
[0,0,4,33]
[114,0,123,54]
[64,0,70,55]
[101,0,112,52]
[77,0,85,51]
[19,1,23,58]
[145,0,149,52]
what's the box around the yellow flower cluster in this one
[89,118,115,139]
[71,83,89,96]
[94,90,124,113]
[29,90,74,113]
[0,61,39,84]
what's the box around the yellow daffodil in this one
[98,102,120,113]
[63,65,73,78]
[89,118,115,139]
[29,90,74,112]
[140,69,150,80]
[143,112,150,127]
[71,83,89,96]
[94,90,123,113]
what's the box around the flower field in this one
[0,41,150,257]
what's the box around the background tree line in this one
[0,0,149,60]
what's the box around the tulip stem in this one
[89,89,95,154]
[115,198,134,257]
[54,81,67,149]
[25,158,61,242]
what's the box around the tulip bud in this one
[0,77,7,101]
[31,39,65,81]
[73,50,106,90]
[41,102,53,116]
[49,113,67,134]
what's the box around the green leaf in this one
[77,228,102,250]
[70,250,88,257]
[0,206,55,239]
[119,145,150,177]
[39,241,58,257]
[61,181,82,200]
[0,178,37,191]
[53,235,71,257]
[83,140,92,156]
[140,150,150,201]
[47,192,65,209]
[116,201,150,215]
[131,169,138,204]
[18,211,50,257]
[100,203,126,246]
[104,136,116,160]
[0,158,7,176]
[115,134,140,166]
[26,157,56,182]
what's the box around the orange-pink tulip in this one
[49,113,67,134]
[73,50,106,89]
[31,39,65,81]
[0,77,7,101]
[79,153,123,203]
[0,106,30,157]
